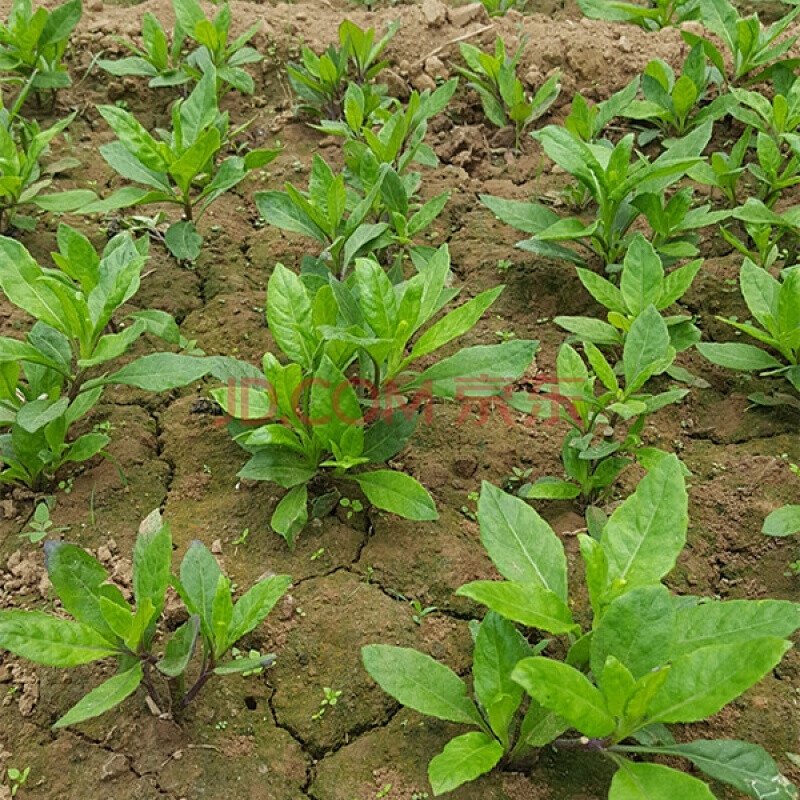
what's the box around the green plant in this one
[554,234,702,356]
[0,0,81,100]
[87,69,280,260]
[453,37,561,153]
[211,246,537,547]
[363,457,800,796]
[519,312,688,505]
[409,599,437,624]
[0,85,94,232]
[564,79,639,144]
[0,226,209,490]
[6,766,30,797]
[682,0,800,86]
[97,11,189,90]
[0,509,291,726]
[20,499,68,543]
[577,0,699,30]
[722,199,800,269]
[311,686,342,720]
[697,258,800,407]
[287,19,398,120]
[479,0,529,14]
[481,123,709,271]
[620,46,734,143]
[688,127,750,206]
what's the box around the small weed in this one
[20,501,68,544]
[311,687,342,720]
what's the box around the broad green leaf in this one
[621,236,663,316]
[457,581,577,635]
[648,638,791,724]
[179,540,223,641]
[0,610,118,666]
[763,505,800,537]
[352,471,437,520]
[609,761,715,800]
[228,575,292,646]
[672,599,800,657]
[428,732,504,796]
[133,514,172,628]
[165,221,202,261]
[238,449,316,487]
[156,616,200,678]
[54,663,143,729]
[271,485,308,549]
[623,306,671,387]
[512,657,615,738]
[696,342,783,371]
[355,258,397,339]
[478,481,568,601]
[104,353,211,391]
[601,455,687,589]
[591,585,674,683]
[362,645,485,727]
[518,699,568,747]
[214,654,275,675]
[267,264,314,367]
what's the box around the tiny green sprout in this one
[20,501,68,544]
[495,330,515,343]
[503,467,533,492]
[7,766,30,797]
[311,686,343,720]
[496,259,512,273]
[310,547,325,561]
[202,464,212,475]
[376,784,392,798]
[231,647,270,677]
[214,720,228,731]
[409,599,437,625]
[232,528,250,546]
[57,478,74,495]
[340,497,364,520]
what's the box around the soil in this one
[1,0,799,798]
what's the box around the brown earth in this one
[1,0,800,798]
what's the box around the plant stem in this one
[181,657,215,708]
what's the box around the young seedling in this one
[363,457,800,796]
[311,686,342,720]
[86,69,280,260]
[564,78,639,144]
[0,0,81,102]
[20,500,68,543]
[620,46,734,143]
[481,122,710,270]
[682,0,800,86]
[520,307,689,505]
[0,226,210,491]
[6,766,30,797]
[688,127,750,206]
[211,245,537,547]
[453,37,560,153]
[578,0,699,30]
[0,510,291,726]
[697,258,800,408]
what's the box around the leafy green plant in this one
[688,127,750,207]
[0,0,81,100]
[453,37,561,153]
[564,79,639,144]
[0,226,209,490]
[287,19,398,120]
[577,0,699,30]
[479,0,529,15]
[86,69,280,261]
[682,0,800,86]
[620,46,733,143]
[554,234,702,358]
[519,308,688,504]
[20,500,68,543]
[725,197,800,269]
[211,246,537,547]
[0,509,291,726]
[697,258,800,407]
[481,123,709,270]
[6,766,30,797]
[0,85,94,232]
[97,11,189,89]
[363,457,800,797]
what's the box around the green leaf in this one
[132,511,172,629]
[271,485,309,549]
[672,599,800,657]
[214,654,276,675]
[591,585,674,684]
[352,471,437,520]
[648,740,796,800]
[267,264,314,367]
[696,342,783,371]
[179,540,223,642]
[228,575,291,646]
[32,189,96,212]
[238,449,316,487]
[621,236,664,316]
[457,581,577,635]
[512,657,615,738]
[477,481,568,602]
[520,479,582,500]
[601,455,687,589]
[165,221,202,261]
[361,645,485,727]
[54,663,143,729]
[0,610,118,666]
[355,258,398,339]
[763,505,800,537]
[104,353,211,391]
[609,761,715,800]
[156,616,200,678]
[623,305,671,387]
[428,732,504,796]
[647,638,792,724]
